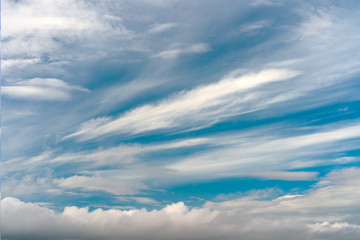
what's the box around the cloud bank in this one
[2,168,360,240]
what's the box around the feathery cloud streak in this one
[65,68,299,140]
[2,78,89,101]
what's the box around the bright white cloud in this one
[2,168,360,240]
[64,68,299,140]
[1,58,41,69]
[2,78,89,101]
[4,120,360,198]
[168,123,360,174]
[2,0,134,63]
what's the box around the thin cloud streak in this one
[2,78,89,101]
[64,68,299,141]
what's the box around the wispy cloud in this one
[64,68,299,140]
[2,78,89,101]
[5,121,359,198]
[168,122,360,175]
[2,1,360,239]
[152,43,210,59]
[54,175,147,195]
[148,22,177,34]
[249,0,281,7]
[239,20,273,34]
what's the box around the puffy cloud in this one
[2,168,360,240]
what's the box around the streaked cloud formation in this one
[65,68,299,140]
[2,78,89,101]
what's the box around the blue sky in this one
[1,0,360,239]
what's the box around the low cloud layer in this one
[2,167,360,240]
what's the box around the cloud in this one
[117,196,159,205]
[1,58,42,69]
[152,43,210,59]
[1,0,135,68]
[2,78,89,101]
[168,122,360,175]
[309,221,360,233]
[64,68,299,141]
[148,23,177,34]
[2,167,360,240]
[249,0,281,7]
[54,175,147,195]
[5,121,359,198]
[238,20,273,34]
[242,171,319,181]
[2,2,360,239]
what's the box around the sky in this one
[1,0,360,239]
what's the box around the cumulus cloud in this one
[2,167,360,240]
[2,78,89,101]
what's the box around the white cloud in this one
[4,121,359,198]
[64,68,299,140]
[2,0,134,65]
[242,171,318,181]
[1,58,41,69]
[308,221,360,233]
[249,0,281,7]
[239,20,273,34]
[153,43,210,59]
[54,175,147,195]
[2,78,89,101]
[168,123,360,175]
[148,22,177,34]
[2,168,360,240]
[2,0,102,38]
